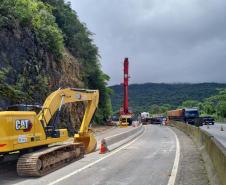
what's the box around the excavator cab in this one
[5,104,42,114]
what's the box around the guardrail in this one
[171,122,226,185]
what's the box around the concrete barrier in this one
[101,124,144,151]
[171,122,226,185]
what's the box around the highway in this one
[0,125,210,185]
[200,123,226,147]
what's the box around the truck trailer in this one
[167,108,202,126]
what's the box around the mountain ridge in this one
[110,82,226,113]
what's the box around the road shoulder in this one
[170,127,210,185]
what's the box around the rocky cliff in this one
[0,0,112,133]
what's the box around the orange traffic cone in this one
[99,139,109,154]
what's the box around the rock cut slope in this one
[0,0,112,130]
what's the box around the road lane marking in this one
[47,127,146,185]
[167,127,180,185]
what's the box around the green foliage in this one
[0,65,48,105]
[202,89,226,119]
[148,104,173,115]
[201,101,215,115]
[0,0,112,124]
[43,0,112,123]
[216,101,226,118]
[1,0,64,57]
[0,69,25,101]
[45,0,98,59]
[182,100,199,108]
[87,68,113,122]
[149,104,161,114]
[180,88,226,120]
[110,83,226,114]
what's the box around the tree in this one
[182,100,199,108]
[201,101,215,115]
[205,89,226,118]
[149,104,161,114]
[216,101,226,118]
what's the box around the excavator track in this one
[17,143,85,177]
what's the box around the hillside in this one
[0,0,111,131]
[110,83,226,113]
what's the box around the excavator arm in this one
[37,88,99,153]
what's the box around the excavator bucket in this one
[74,131,97,154]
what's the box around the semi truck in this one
[167,108,202,126]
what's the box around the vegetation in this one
[192,89,226,121]
[1,0,64,57]
[110,83,226,116]
[0,0,112,123]
[41,0,113,122]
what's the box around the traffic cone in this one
[99,139,109,154]
[220,125,224,131]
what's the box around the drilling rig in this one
[119,58,133,127]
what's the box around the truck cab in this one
[184,108,201,125]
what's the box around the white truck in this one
[140,112,151,124]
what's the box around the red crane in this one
[123,58,129,114]
[119,58,132,126]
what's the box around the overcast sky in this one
[70,0,226,85]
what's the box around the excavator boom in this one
[38,88,99,153]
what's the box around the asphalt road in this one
[95,126,135,148]
[200,122,226,147]
[10,125,177,185]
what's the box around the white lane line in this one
[48,127,146,185]
[167,127,180,185]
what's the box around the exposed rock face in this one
[0,21,46,105]
[0,20,85,132]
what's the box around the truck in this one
[200,115,215,125]
[167,108,202,126]
[140,112,151,124]
[150,115,165,124]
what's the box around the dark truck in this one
[200,116,215,125]
[150,116,165,124]
[167,108,202,126]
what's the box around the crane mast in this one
[120,58,132,126]
[123,58,129,114]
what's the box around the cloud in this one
[70,0,226,85]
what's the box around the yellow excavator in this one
[0,88,99,177]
